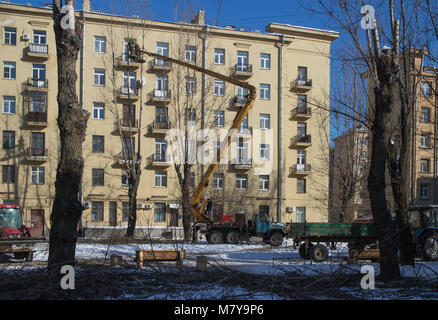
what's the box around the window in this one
[213,173,224,190]
[420,184,430,199]
[236,174,248,190]
[4,27,16,45]
[92,169,104,186]
[94,36,106,53]
[297,178,306,193]
[91,202,104,221]
[185,45,197,62]
[3,61,16,79]
[123,72,137,94]
[156,106,167,124]
[154,170,167,187]
[155,74,169,95]
[185,108,196,125]
[296,207,306,222]
[259,205,269,216]
[185,77,196,93]
[260,144,270,160]
[237,51,249,71]
[297,95,307,110]
[421,82,432,97]
[30,93,47,113]
[260,114,270,130]
[260,53,270,69]
[123,137,135,155]
[31,132,45,153]
[237,87,248,103]
[31,166,45,185]
[122,202,129,221]
[32,64,46,82]
[259,175,269,191]
[92,135,104,153]
[33,30,46,45]
[214,48,225,65]
[93,69,105,86]
[3,96,15,114]
[2,131,15,149]
[214,80,225,96]
[297,66,308,82]
[121,170,128,186]
[236,141,249,163]
[260,83,270,100]
[213,110,224,127]
[2,165,15,184]
[92,103,105,120]
[154,203,166,222]
[156,42,169,65]
[421,107,431,122]
[297,122,307,136]
[421,132,431,148]
[421,159,430,173]
[154,139,167,161]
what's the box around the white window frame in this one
[260,114,270,130]
[296,207,306,222]
[259,175,269,191]
[31,166,45,185]
[3,61,16,79]
[94,36,106,53]
[185,45,197,62]
[421,107,430,122]
[214,80,225,96]
[421,133,431,148]
[214,48,225,65]
[4,27,16,45]
[33,30,46,45]
[297,178,306,193]
[236,174,248,190]
[185,77,196,94]
[93,69,105,86]
[420,184,430,199]
[421,82,431,96]
[260,83,270,100]
[260,53,270,69]
[213,173,224,190]
[421,159,430,173]
[213,110,225,127]
[154,170,167,187]
[260,144,270,160]
[92,103,105,120]
[3,96,15,114]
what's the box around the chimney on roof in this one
[83,0,91,11]
[191,10,205,25]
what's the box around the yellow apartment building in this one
[0,1,338,238]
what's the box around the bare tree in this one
[48,0,90,270]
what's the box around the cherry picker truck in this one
[127,39,287,245]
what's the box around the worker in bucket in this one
[127,37,140,59]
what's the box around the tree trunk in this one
[126,165,141,238]
[48,3,89,271]
[182,165,193,241]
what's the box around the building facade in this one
[0,1,338,238]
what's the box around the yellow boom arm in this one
[129,49,256,224]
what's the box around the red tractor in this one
[0,204,44,261]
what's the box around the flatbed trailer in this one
[286,222,378,262]
[0,237,47,261]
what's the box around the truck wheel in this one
[25,252,33,262]
[226,231,240,244]
[421,232,438,261]
[210,231,224,244]
[311,244,329,262]
[269,232,284,247]
[298,243,313,260]
[13,252,26,260]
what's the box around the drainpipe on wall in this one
[201,25,208,175]
[80,9,86,235]
[277,35,285,223]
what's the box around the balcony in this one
[290,164,312,176]
[230,96,247,109]
[291,79,313,92]
[117,86,139,101]
[291,135,312,148]
[115,152,141,166]
[231,158,252,170]
[236,127,252,139]
[115,119,139,134]
[147,154,171,167]
[149,59,172,72]
[26,43,49,59]
[25,112,48,127]
[26,148,48,162]
[25,78,48,92]
[115,56,141,69]
[233,64,253,78]
[290,107,312,120]
[149,89,171,104]
[148,121,169,135]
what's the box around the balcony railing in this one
[147,153,171,167]
[27,43,49,59]
[232,158,252,170]
[290,164,312,175]
[291,79,313,91]
[27,78,48,90]
[115,152,141,165]
[291,134,312,146]
[148,121,169,134]
[291,107,312,119]
[233,64,253,77]
[149,59,172,72]
[115,55,141,69]
[26,148,48,161]
[115,119,139,133]
[26,112,47,125]
[150,89,171,103]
